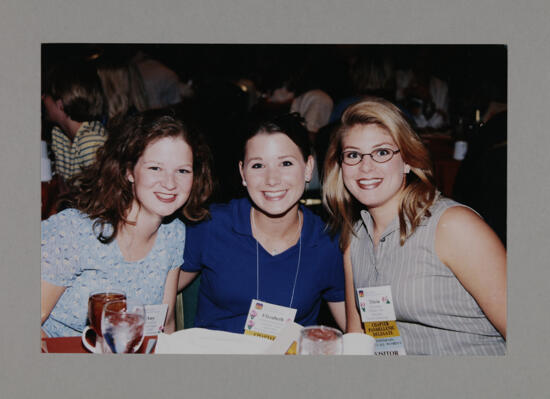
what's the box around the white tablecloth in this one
[155,324,375,355]
[155,328,272,354]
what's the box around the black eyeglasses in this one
[340,149,401,165]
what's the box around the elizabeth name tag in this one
[243,299,297,341]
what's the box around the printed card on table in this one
[243,299,297,341]
[144,304,168,336]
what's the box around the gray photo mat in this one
[1,0,549,398]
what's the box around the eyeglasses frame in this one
[340,149,401,166]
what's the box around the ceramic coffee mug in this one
[81,290,126,353]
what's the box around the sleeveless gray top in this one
[351,197,505,355]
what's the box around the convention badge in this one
[356,286,406,355]
[143,304,168,336]
[243,299,297,341]
[357,285,396,322]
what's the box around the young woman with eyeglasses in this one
[322,97,506,355]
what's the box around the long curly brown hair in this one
[63,109,213,243]
[322,97,437,251]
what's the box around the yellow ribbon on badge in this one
[363,320,401,338]
[244,330,276,341]
[285,341,297,355]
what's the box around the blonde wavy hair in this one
[322,97,437,251]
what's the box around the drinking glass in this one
[101,299,145,354]
[298,325,343,355]
[82,290,126,353]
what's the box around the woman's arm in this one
[327,301,346,332]
[343,246,363,333]
[161,268,180,334]
[177,270,199,292]
[435,206,507,338]
[41,280,66,329]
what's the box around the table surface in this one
[42,335,157,354]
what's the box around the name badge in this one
[144,304,168,336]
[356,286,406,355]
[243,299,297,341]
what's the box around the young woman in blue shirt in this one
[178,113,345,334]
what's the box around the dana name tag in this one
[356,286,406,355]
[357,285,396,321]
[144,304,168,336]
[243,299,297,341]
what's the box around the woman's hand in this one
[327,301,346,332]
[436,206,507,338]
[41,329,49,352]
[41,280,66,325]
[343,247,364,333]
[161,268,180,334]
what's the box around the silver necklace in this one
[251,209,302,307]
[251,209,302,255]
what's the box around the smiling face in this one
[239,132,313,218]
[127,136,194,224]
[341,124,410,216]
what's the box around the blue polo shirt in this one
[182,197,345,334]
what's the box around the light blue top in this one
[41,208,185,337]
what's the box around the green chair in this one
[175,275,201,330]
[175,292,185,331]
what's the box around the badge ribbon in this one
[357,286,406,355]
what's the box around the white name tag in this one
[356,286,406,356]
[357,285,396,322]
[243,299,297,340]
[144,304,168,336]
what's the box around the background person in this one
[395,49,449,130]
[453,83,507,246]
[132,50,193,110]
[322,97,506,355]
[41,110,213,337]
[96,53,150,130]
[178,113,345,333]
[42,61,107,182]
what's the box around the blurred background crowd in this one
[41,44,507,245]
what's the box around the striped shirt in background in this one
[51,121,107,180]
[350,197,506,355]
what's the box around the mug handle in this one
[81,326,101,353]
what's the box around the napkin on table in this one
[155,328,272,354]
